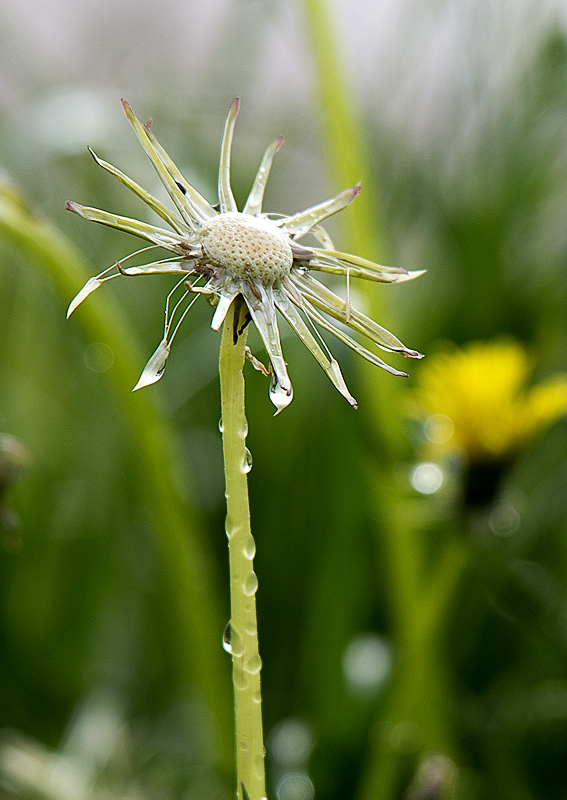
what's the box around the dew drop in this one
[222,622,244,657]
[245,653,262,675]
[242,535,256,560]
[133,338,171,391]
[225,515,241,540]
[241,447,253,474]
[218,417,224,433]
[222,622,232,654]
[243,571,259,596]
[234,669,249,690]
[269,377,293,414]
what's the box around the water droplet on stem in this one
[222,622,244,657]
[234,669,249,690]
[225,515,240,539]
[245,653,262,674]
[241,447,253,473]
[242,535,256,559]
[243,571,258,596]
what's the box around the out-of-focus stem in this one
[299,6,467,800]
[219,299,266,800]
[300,0,381,260]
[0,182,233,771]
[300,0,409,455]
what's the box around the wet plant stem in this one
[220,298,266,800]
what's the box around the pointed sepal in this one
[210,285,241,331]
[133,339,171,390]
[274,287,357,408]
[243,136,284,216]
[281,185,361,237]
[121,99,216,229]
[87,147,189,235]
[218,98,240,214]
[65,201,183,250]
[67,276,108,318]
[241,282,293,413]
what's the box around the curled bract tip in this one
[66,276,103,318]
[230,97,241,117]
[394,269,427,283]
[329,358,358,409]
[132,339,170,391]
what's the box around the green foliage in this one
[2,5,567,800]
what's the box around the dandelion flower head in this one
[67,99,423,412]
[412,339,567,464]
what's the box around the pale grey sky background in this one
[2,0,564,158]
[2,0,567,266]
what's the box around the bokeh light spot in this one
[342,634,392,695]
[83,342,114,373]
[276,772,314,800]
[268,718,314,767]
[488,503,520,536]
[410,462,443,494]
[424,413,454,443]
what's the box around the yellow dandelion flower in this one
[412,339,567,464]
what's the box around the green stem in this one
[219,299,266,800]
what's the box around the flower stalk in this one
[63,98,422,800]
[219,298,266,800]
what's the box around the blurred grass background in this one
[2,0,567,799]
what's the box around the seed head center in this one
[200,212,293,285]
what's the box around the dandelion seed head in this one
[66,99,423,409]
[200,213,293,286]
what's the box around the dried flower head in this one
[67,98,423,412]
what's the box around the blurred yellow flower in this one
[412,339,567,464]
